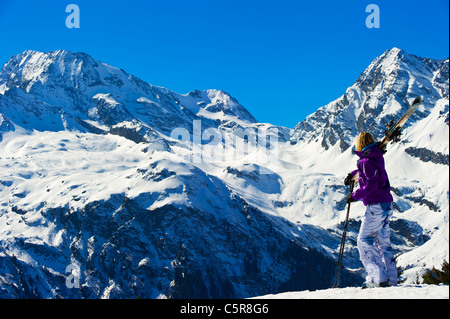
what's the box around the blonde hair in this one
[356,132,375,152]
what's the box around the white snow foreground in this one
[253,284,449,299]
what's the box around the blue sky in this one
[0,0,448,128]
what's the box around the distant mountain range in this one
[0,48,448,298]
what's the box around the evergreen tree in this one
[422,260,449,285]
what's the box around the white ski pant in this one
[357,202,397,286]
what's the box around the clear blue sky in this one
[0,0,448,128]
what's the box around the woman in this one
[345,132,397,288]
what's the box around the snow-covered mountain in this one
[0,48,448,299]
[0,50,259,140]
[291,47,448,151]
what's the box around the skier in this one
[344,131,397,288]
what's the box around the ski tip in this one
[413,96,423,105]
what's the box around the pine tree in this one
[422,260,449,285]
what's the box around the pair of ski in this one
[333,96,423,289]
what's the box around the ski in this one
[379,96,423,150]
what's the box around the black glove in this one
[344,173,353,186]
[377,142,387,154]
[346,193,355,204]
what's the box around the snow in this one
[0,130,146,212]
[254,284,449,299]
[93,93,121,106]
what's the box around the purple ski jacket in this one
[351,142,394,206]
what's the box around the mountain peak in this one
[2,50,87,72]
[292,48,449,151]
[386,46,403,56]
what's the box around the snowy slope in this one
[254,284,449,299]
[0,48,448,299]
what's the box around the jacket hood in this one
[353,142,383,159]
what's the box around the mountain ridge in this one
[0,49,259,142]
